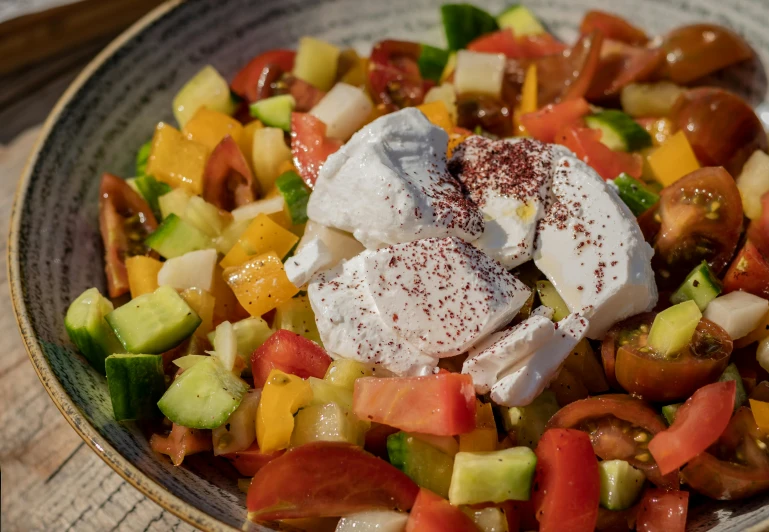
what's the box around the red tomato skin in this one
[405,489,478,532]
[291,113,343,187]
[520,98,590,143]
[635,489,688,532]
[203,135,256,210]
[231,50,296,102]
[556,126,643,180]
[580,11,649,45]
[150,424,212,466]
[648,380,736,475]
[353,373,476,436]
[532,429,600,532]
[246,442,419,519]
[250,329,332,388]
[222,442,285,476]
[724,240,769,299]
[468,29,566,59]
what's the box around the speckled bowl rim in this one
[6,1,241,530]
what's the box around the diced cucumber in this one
[419,45,451,83]
[136,139,152,176]
[497,4,546,36]
[324,359,376,390]
[105,354,165,421]
[704,291,769,340]
[585,110,652,152]
[173,354,208,371]
[290,402,367,447]
[613,173,660,216]
[388,432,455,498]
[647,300,701,357]
[620,82,686,118]
[308,376,354,411]
[159,188,192,220]
[274,294,322,345]
[172,65,235,127]
[212,388,261,455]
[505,390,559,449]
[449,447,537,505]
[133,175,171,220]
[145,213,213,259]
[65,287,123,374]
[719,363,747,411]
[106,285,202,354]
[670,260,722,311]
[275,171,311,225]
[249,94,296,132]
[535,280,569,321]
[462,507,508,532]
[441,4,499,51]
[293,37,340,91]
[599,460,646,510]
[661,403,682,425]
[158,356,248,429]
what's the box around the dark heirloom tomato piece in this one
[368,40,425,110]
[603,312,732,402]
[653,167,743,284]
[635,489,688,532]
[203,135,257,211]
[456,94,514,138]
[586,40,665,100]
[98,173,158,298]
[579,11,649,46]
[547,395,678,489]
[724,240,769,299]
[247,442,419,519]
[671,88,767,175]
[231,49,296,102]
[657,24,754,84]
[682,407,769,499]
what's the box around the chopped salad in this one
[65,3,769,531]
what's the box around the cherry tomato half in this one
[579,11,649,46]
[724,240,769,299]
[547,395,677,489]
[231,50,296,102]
[203,135,256,211]
[587,40,665,100]
[368,40,425,111]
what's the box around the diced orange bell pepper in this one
[223,251,299,317]
[447,127,472,158]
[180,287,215,337]
[146,122,210,194]
[125,256,162,298]
[647,130,700,187]
[256,369,313,452]
[182,107,244,151]
[459,401,497,452]
[211,264,248,325]
[239,120,264,167]
[220,213,299,269]
[417,101,454,134]
[514,64,538,137]
[750,399,769,433]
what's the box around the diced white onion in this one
[703,291,769,340]
[157,248,217,292]
[298,220,365,267]
[213,321,238,372]
[310,82,373,141]
[454,50,505,99]
[231,195,285,222]
[758,337,769,374]
[737,150,769,220]
[335,510,409,532]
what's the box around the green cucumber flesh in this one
[448,447,537,505]
[65,287,123,374]
[308,376,354,411]
[441,4,499,51]
[388,431,455,499]
[647,300,702,357]
[291,402,366,447]
[419,45,451,83]
[173,354,209,371]
[249,94,296,132]
[274,294,322,345]
[585,110,652,152]
[670,260,722,311]
[496,5,546,36]
[614,173,660,216]
[599,459,646,510]
[106,285,201,354]
[144,213,212,259]
[275,170,311,225]
[535,280,569,321]
[134,175,171,220]
[505,390,559,449]
[158,356,248,429]
[324,359,375,390]
[662,403,682,425]
[719,363,747,411]
[105,354,166,421]
[136,139,152,176]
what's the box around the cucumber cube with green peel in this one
[441,4,499,51]
[613,173,660,216]
[661,403,682,425]
[105,354,166,421]
[448,447,537,505]
[65,287,124,374]
[585,110,652,152]
[144,213,212,259]
[647,300,701,357]
[249,94,296,132]
[418,45,451,82]
[719,363,747,411]
[599,459,646,510]
[388,432,455,499]
[670,260,722,311]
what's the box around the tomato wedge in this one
[246,442,419,519]
[222,442,284,476]
[579,11,648,45]
[635,489,688,532]
[547,394,677,489]
[532,429,600,532]
[520,98,590,143]
[98,173,158,298]
[150,424,212,466]
[291,113,343,187]
[353,373,476,436]
[251,329,332,388]
[587,40,664,100]
[468,29,566,59]
[405,489,478,532]
[555,126,643,180]
[203,135,257,210]
[456,94,514,138]
[368,40,425,110]
[649,380,736,475]
[724,240,769,299]
[231,49,296,102]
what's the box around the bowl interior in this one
[10,0,769,530]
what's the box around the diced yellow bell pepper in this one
[440,52,457,84]
[220,213,299,269]
[459,402,497,452]
[750,399,769,432]
[125,256,162,298]
[256,369,313,452]
[223,251,299,317]
[417,101,454,134]
[146,122,210,195]
[647,130,700,187]
[339,49,369,88]
[182,107,244,151]
[239,120,263,167]
[514,64,538,137]
[180,287,215,337]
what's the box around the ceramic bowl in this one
[9,0,769,530]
